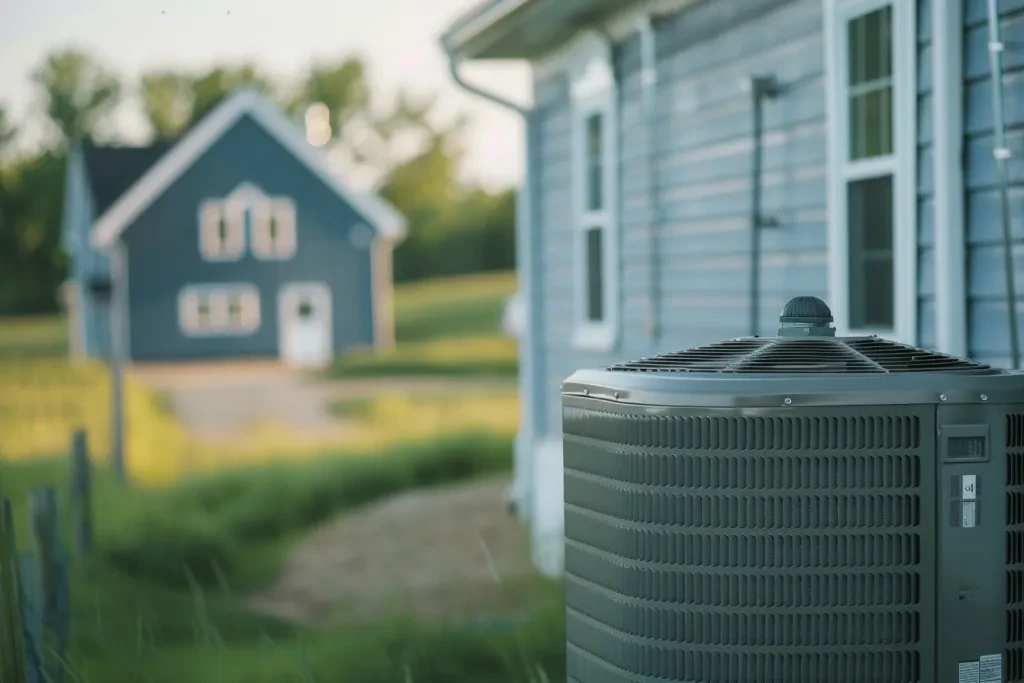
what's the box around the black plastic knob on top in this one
[778,296,835,337]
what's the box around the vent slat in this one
[609,337,994,375]
[1008,414,1024,681]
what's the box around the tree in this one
[0,151,67,314]
[31,49,121,145]
[139,63,275,138]
[289,57,369,128]
[0,105,17,157]
[140,71,193,138]
[189,64,273,125]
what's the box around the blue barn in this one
[60,88,406,367]
[442,0,1024,575]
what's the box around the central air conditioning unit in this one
[561,296,1024,683]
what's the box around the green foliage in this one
[0,150,67,315]
[30,49,122,145]
[103,432,513,589]
[330,271,519,377]
[332,339,518,378]
[0,315,68,360]
[139,71,195,138]
[0,433,564,683]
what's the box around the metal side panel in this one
[936,402,1024,683]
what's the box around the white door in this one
[278,283,333,368]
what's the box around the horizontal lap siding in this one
[532,75,579,435]
[918,0,937,349]
[535,0,832,437]
[963,0,1024,367]
[650,0,829,349]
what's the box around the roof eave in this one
[442,0,597,61]
[441,0,537,59]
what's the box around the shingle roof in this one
[80,139,178,216]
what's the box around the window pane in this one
[847,175,894,329]
[197,299,211,327]
[847,6,894,161]
[585,226,604,322]
[850,88,893,159]
[586,114,603,211]
[228,298,243,326]
[848,6,892,87]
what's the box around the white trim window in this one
[569,33,620,351]
[199,200,245,261]
[252,197,298,260]
[178,284,261,336]
[825,0,916,344]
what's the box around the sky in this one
[0,0,531,189]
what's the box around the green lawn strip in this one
[1,431,538,683]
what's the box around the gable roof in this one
[90,89,406,249]
[80,139,178,216]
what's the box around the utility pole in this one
[109,244,127,484]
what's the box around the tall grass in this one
[104,432,516,589]
[1,432,567,683]
[0,315,67,360]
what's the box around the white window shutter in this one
[199,202,224,259]
[272,199,297,258]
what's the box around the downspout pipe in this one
[748,75,779,338]
[985,0,1021,369]
[444,50,529,116]
[443,46,538,517]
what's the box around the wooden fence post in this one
[70,430,93,560]
[29,488,59,621]
[0,496,30,683]
[29,486,68,683]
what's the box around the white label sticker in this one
[980,654,1002,683]
[960,660,981,683]
[962,474,978,501]
[963,502,978,528]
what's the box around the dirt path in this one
[246,476,542,628]
[129,360,515,440]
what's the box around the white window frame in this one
[824,0,917,345]
[569,32,620,352]
[198,199,245,262]
[251,197,298,260]
[178,283,261,337]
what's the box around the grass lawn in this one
[0,270,556,682]
[331,270,519,378]
[0,270,519,379]
[0,433,565,683]
[0,314,67,360]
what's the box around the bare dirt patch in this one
[246,476,546,628]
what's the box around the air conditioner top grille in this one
[609,297,997,376]
[609,336,996,375]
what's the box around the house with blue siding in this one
[441,0,1024,575]
[61,89,405,367]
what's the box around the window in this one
[179,284,260,336]
[199,185,298,261]
[252,198,298,260]
[199,200,245,261]
[827,0,915,341]
[570,35,619,351]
